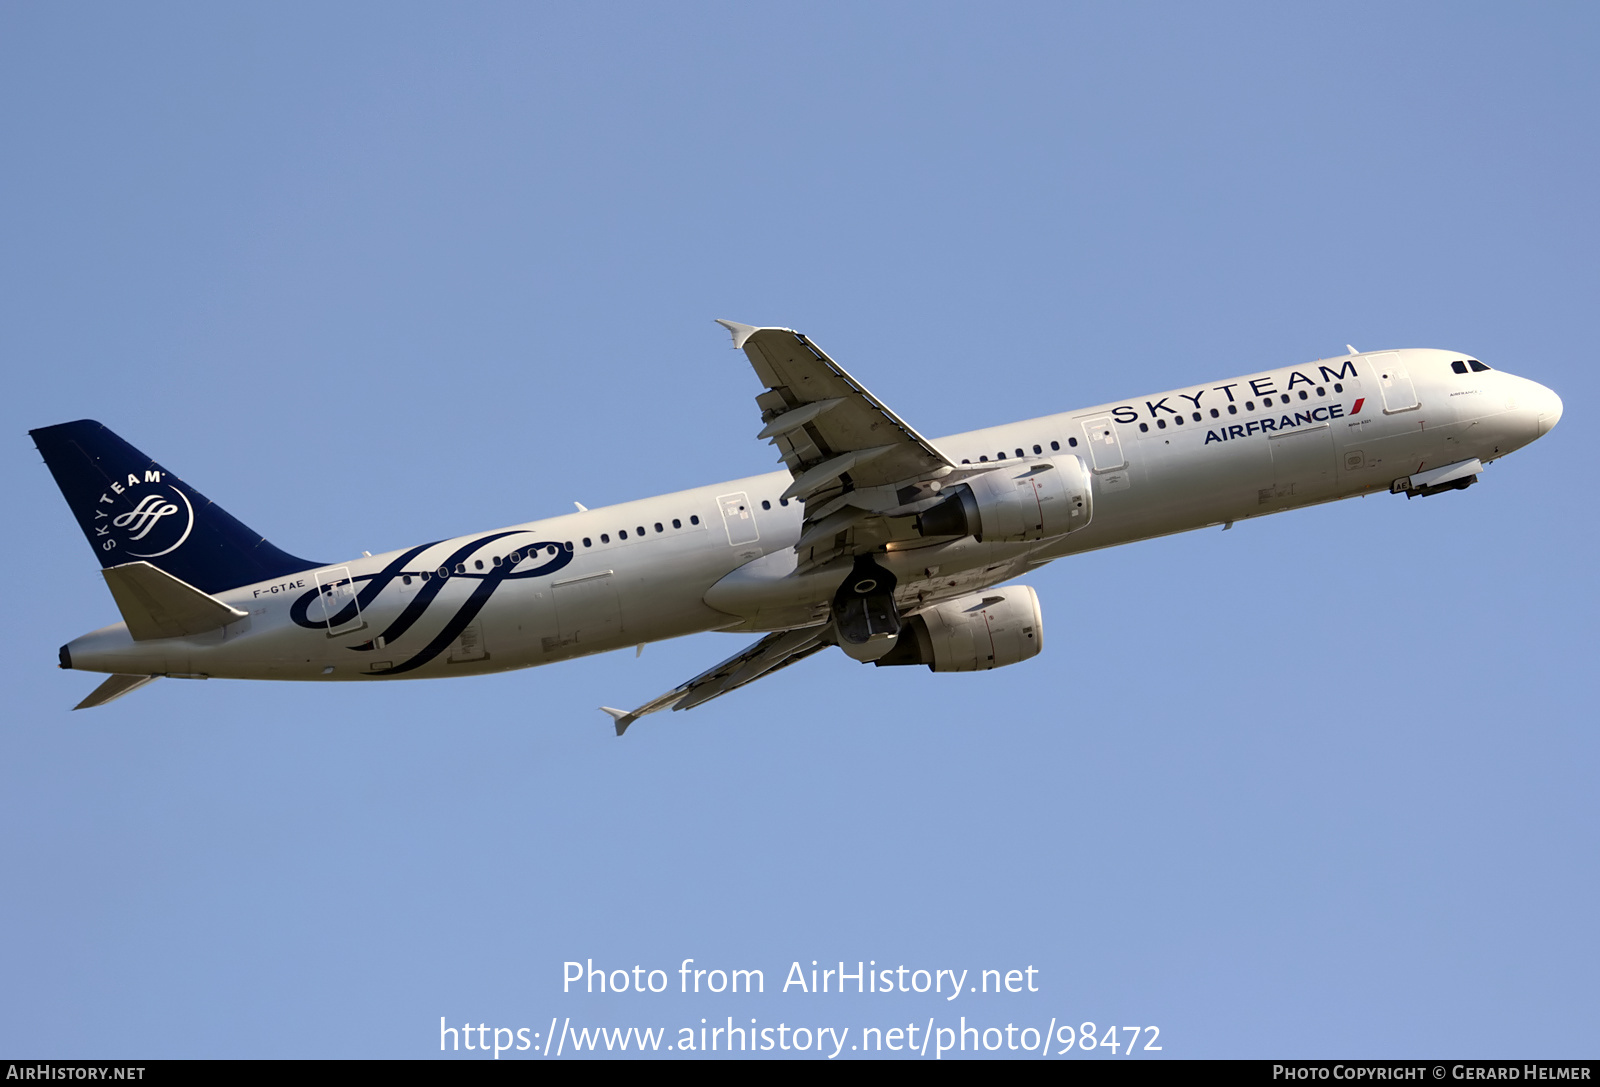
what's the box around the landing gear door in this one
[1080,416,1126,471]
[1370,353,1420,413]
[314,566,364,635]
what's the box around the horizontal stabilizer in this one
[102,561,248,641]
[75,673,159,710]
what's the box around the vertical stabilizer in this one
[30,420,321,594]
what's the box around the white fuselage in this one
[64,349,1562,682]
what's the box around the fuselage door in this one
[1080,416,1126,471]
[314,566,364,635]
[1369,353,1420,413]
[717,491,761,545]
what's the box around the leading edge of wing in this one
[599,627,827,736]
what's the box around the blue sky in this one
[2,2,1595,1059]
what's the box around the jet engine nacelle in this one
[874,585,1043,672]
[916,455,1092,542]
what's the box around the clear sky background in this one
[2,2,1595,1060]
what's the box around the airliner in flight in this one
[33,321,1562,733]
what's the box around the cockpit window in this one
[1469,360,1490,372]
[1451,360,1469,374]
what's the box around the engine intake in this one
[874,585,1043,672]
[916,456,1091,542]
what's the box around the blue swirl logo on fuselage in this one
[290,531,574,675]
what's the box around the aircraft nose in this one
[1534,382,1563,437]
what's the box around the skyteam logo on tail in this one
[92,471,196,558]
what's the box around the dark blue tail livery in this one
[31,419,321,594]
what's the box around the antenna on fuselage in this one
[1346,344,1360,355]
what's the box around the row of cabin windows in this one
[397,513,715,582]
[402,542,576,581]
[1136,384,1345,432]
[589,515,701,546]
[393,495,808,581]
[961,438,1076,465]
[587,496,793,545]
[947,381,1350,451]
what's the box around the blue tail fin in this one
[31,419,321,594]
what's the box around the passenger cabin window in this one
[761,500,770,510]
[600,533,609,543]
[671,519,681,529]
[1015,448,1024,458]
[690,515,700,525]
[1033,444,1042,455]
[654,523,663,533]
[583,537,592,547]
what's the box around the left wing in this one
[599,627,827,736]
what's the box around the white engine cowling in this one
[916,455,1091,542]
[874,585,1044,672]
